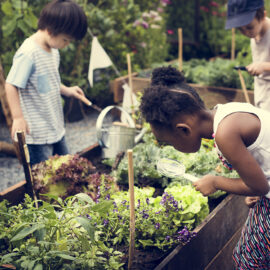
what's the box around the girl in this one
[140,66,270,269]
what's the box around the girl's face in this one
[47,33,73,49]
[151,122,202,153]
[238,17,265,38]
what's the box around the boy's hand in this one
[193,175,217,196]
[64,86,85,98]
[245,196,260,208]
[12,117,30,141]
[61,85,92,105]
[246,62,265,76]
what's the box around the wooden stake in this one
[231,28,235,60]
[178,28,183,71]
[127,54,135,118]
[16,131,38,208]
[237,69,251,103]
[127,149,135,269]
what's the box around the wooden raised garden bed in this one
[0,142,249,270]
[110,73,254,108]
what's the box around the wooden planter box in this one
[110,74,254,108]
[0,142,249,270]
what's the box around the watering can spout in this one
[135,127,147,144]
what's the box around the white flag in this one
[88,36,113,87]
[121,83,139,124]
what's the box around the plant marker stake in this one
[127,149,135,269]
[237,69,251,103]
[178,28,183,72]
[231,28,235,60]
[16,131,38,208]
[127,54,136,122]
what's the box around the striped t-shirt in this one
[6,38,65,144]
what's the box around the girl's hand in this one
[193,175,217,196]
[245,196,260,208]
[12,117,30,141]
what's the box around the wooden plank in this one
[0,61,21,160]
[110,74,255,108]
[205,226,243,270]
[154,195,249,270]
[0,180,27,205]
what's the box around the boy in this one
[5,0,88,165]
[225,0,270,110]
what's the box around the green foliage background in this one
[1,0,268,105]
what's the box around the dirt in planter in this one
[118,245,176,270]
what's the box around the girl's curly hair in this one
[140,66,205,128]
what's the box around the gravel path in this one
[0,108,101,192]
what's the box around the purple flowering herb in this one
[103,219,109,226]
[176,226,196,243]
[86,214,92,220]
[165,235,171,241]
[121,200,127,205]
[155,223,160,229]
[105,194,110,200]
[146,198,150,205]
[137,199,141,208]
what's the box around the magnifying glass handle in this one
[183,173,199,182]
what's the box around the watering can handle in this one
[96,105,136,147]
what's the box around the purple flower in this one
[141,21,149,29]
[155,223,160,229]
[176,226,196,243]
[121,200,127,205]
[105,194,110,200]
[165,235,171,241]
[103,219,109,226]
[146,198,150,205]
[86,214,92,220]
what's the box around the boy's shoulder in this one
[15,38,43,58]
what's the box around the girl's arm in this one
[194,112,269,196]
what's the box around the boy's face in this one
[47,33,73,49]
[238,17,264,38]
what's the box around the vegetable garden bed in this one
[0,138,249,270]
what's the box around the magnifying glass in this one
[156,158,198,182]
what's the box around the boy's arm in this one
[5,83,29,139]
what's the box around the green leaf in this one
[75,193,94,205]
[34,264,43,270]
[75,217,95,241]
[139,239,154,248]
[55,253,75,260]
[1,1,13,16]
[23,11,38,29]
[91,200,113,214]
[2,17,17,37]
[11,224,44,242]
[17,19,30,35]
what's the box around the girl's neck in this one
[31,30,52,53]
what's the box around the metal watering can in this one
[96,106,147,158]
